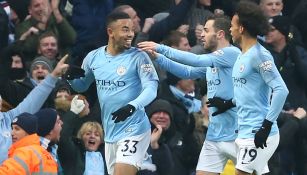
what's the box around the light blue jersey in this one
[155,44,241,141]
[69,46,159,143]
[0,75,58,163]
[232,42,288,139]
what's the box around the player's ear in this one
[107,27,114,38]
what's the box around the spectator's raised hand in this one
[151,125,163,149]
[51,54,69,77]
[137,41,159,52]
[70,95,85,115]
[177,24,189,35]
[293,107,307,119]
[142,18,155,33]
[19,27,39,40]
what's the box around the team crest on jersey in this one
[213,50,224,56]
[239,64,245,72]
[211,67,218,74]
[141,64,153,72]
[259,60,273,72]
[117,66,127,76]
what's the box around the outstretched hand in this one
[51,54,69,77]
[206,97,235,116]
[137,41,159,52]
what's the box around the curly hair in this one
[235,0,270,37]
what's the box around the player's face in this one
[201,19,218,52]
[38,36,58,60]
[260,0,283,17]
[230,15,242,45]
[265,26,285,46]
[150,111,171,130]
[109,19,135,50]
[82,129,102,151]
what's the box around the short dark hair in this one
[161,31,187,47]
[235,0,270,37]
[38,31,58,43]
[106,11,131,27]
[208,15,232,41]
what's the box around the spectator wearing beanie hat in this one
[0,112,58,174]
[11,112,38,143]
[35,108,63,174]
[30,56,54,83]
[0,55,68,165]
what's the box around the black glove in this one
[254,119,273,149]
[206,97,235,116]
[112,104,136,123]
[63,65,85,80]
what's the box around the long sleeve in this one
[265,76,289,122]
[155,53,206,79]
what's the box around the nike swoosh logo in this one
[123,154,132,157]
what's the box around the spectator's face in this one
[230,15,242,45]
[108,19,135,50]
[38,36,58,60]
[150,111,171,130]
[260,0,283,17]
[56,90,70,100]
[11,55,23,68]
[201,19,218,52]
[199,0,211,6]
[122,7,141,33]
[265,26,285,46]
[28,0,49,22]
[31,64,50,82]
[175,37,191,52]
[11,125,29,143]
[177,79,195,94]
[48,115,63,142]
[82,129,102,151]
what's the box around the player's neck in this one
[106,43,125,56]
[240,35,257,53]
[216,39,230,50]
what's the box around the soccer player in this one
[229,1,288,175]
[68,12,159,175]
[138,15,241,175]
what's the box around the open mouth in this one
[88,140,96,146]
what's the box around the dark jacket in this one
[58,111,108,175]
[268,44,307,110]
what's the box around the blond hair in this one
[77,122,104,141]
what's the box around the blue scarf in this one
[84,151,105,175]
[169,85,201,114]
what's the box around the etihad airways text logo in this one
[96,79,126,90]
[233,77,247,88]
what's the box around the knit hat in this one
[12,112,38,134]
[269,15,291,37]
[30,56,54,74]
[146,99,173,119]
[35,108,58,137]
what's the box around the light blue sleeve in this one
[155,53,207,79]
[68,52,95,92]
[255,51,289,122]
[129,52,159,110]
[5,74,58,121]
[156,44,214,67]
[265,76,288,122]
